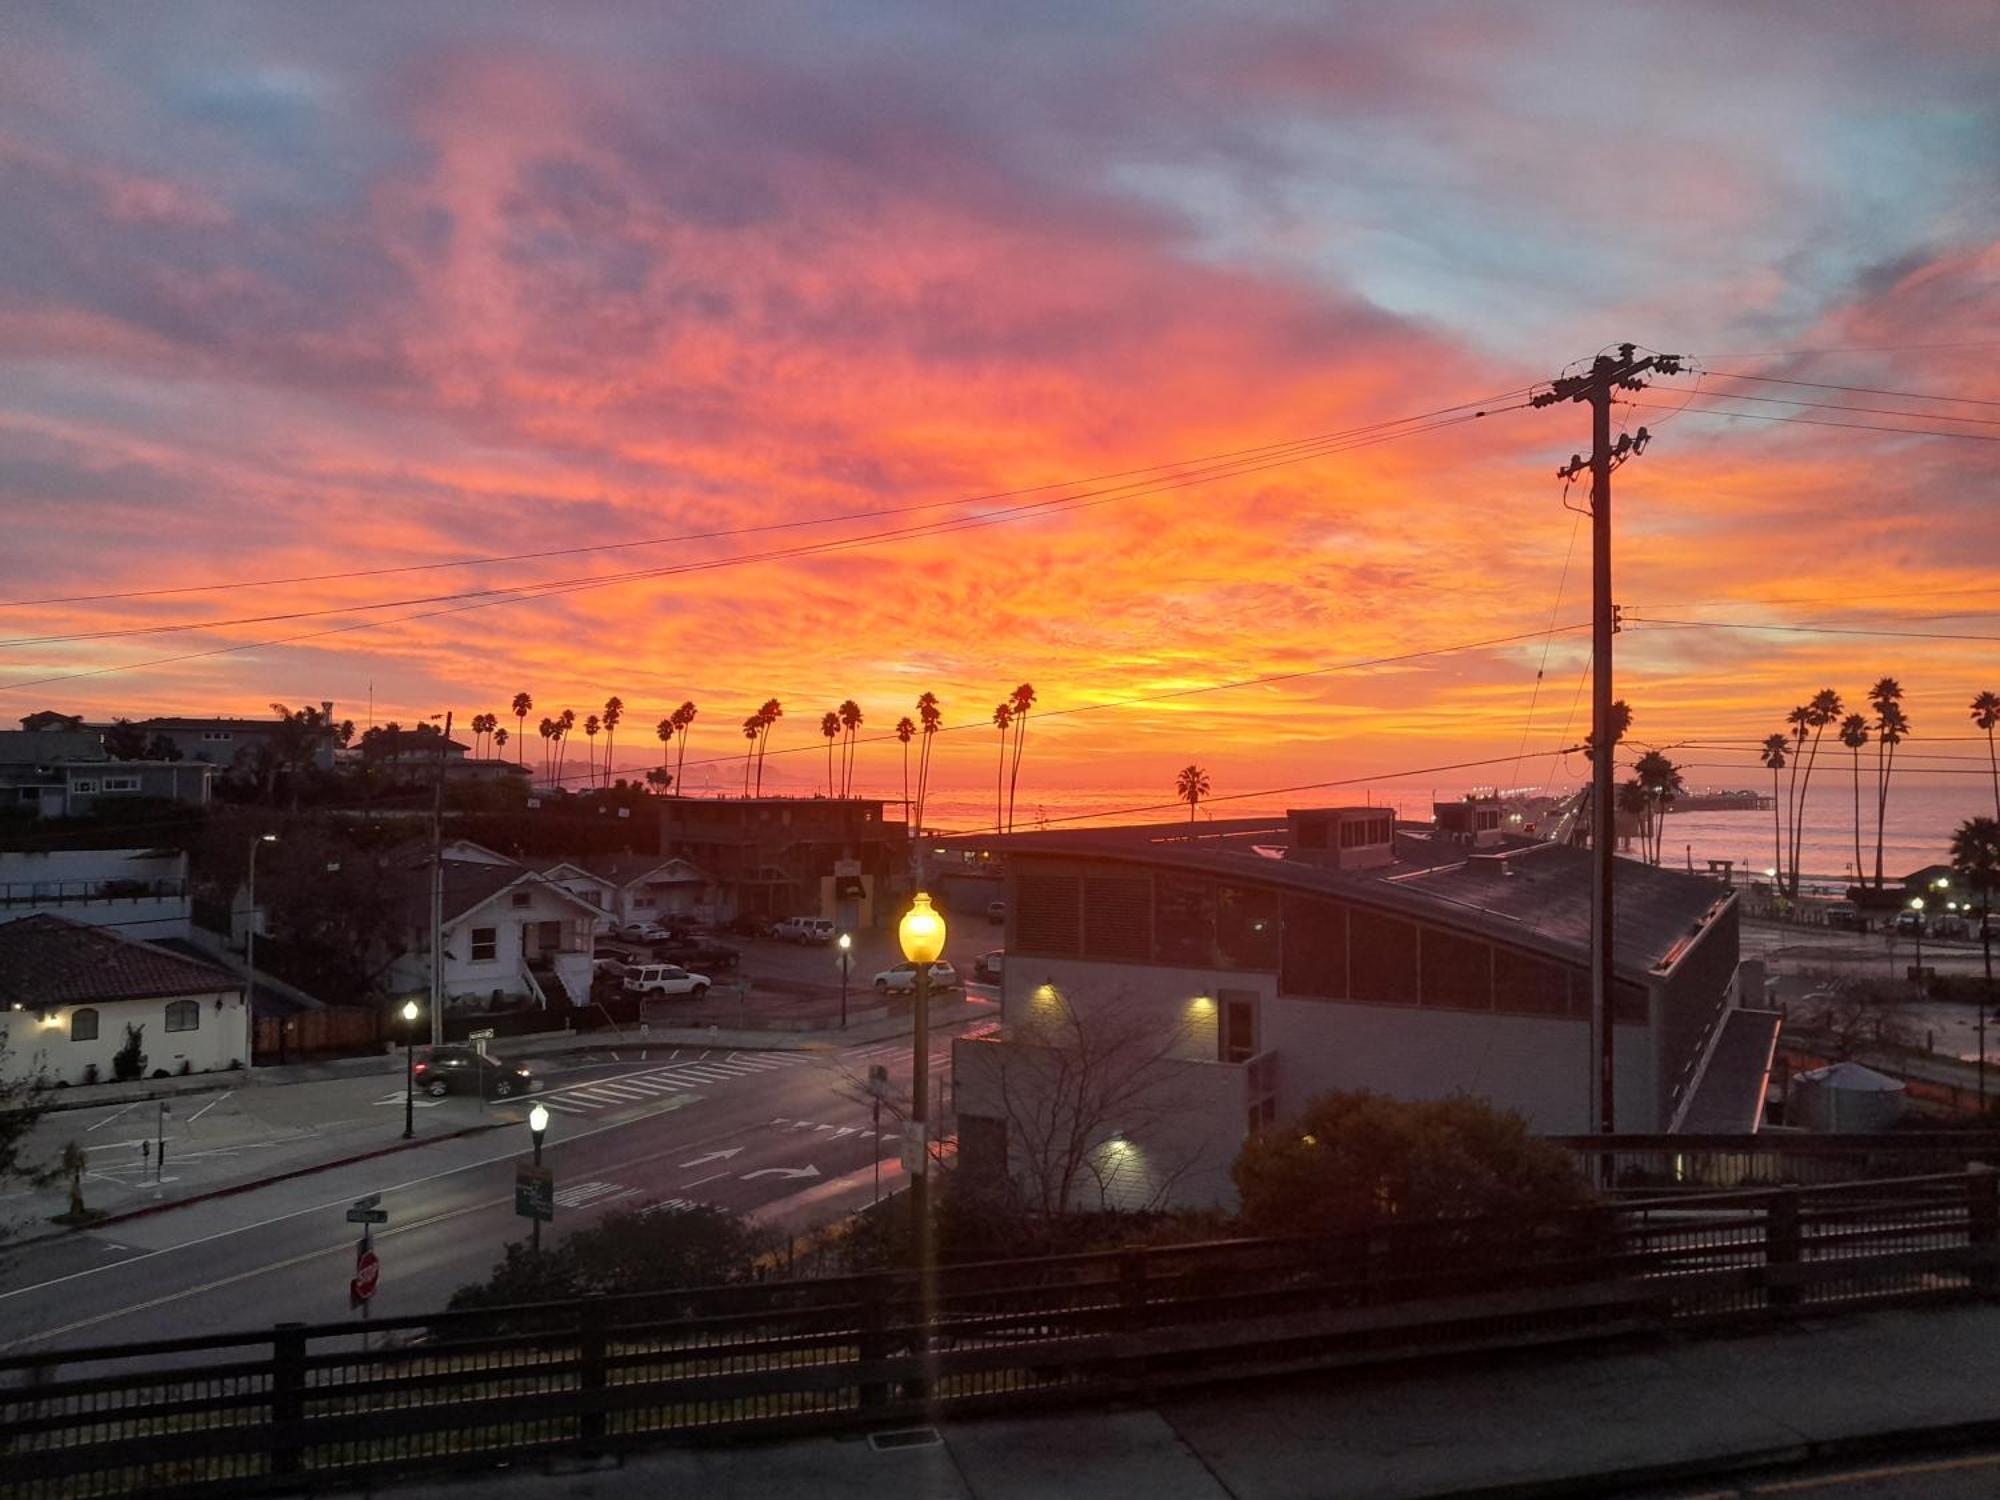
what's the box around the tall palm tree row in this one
[555,708,576,786]
[1176,764,1210,837]
[741,717,761,796]
[820,710,841,797]
[602,697,623,786]
[672,701,697,795]
[1631,749,1685,866]
[1784,689,1842,897]
[512,693,533,765]
[1868,677,1909,889]
[991,701,1014,834]
[583,713,601,786]
[1005,682,1035,833]
[1973,690,2000,823]
[838,699,863,797]
[1760,733,1788,892]
[913,692,941,832]
[1838,713,1870,888]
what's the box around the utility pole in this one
[1535,344,1681,1139]
[430,710,453,1049]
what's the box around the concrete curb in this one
[7,1119,509,1248]
[1431,1415,2000,1498]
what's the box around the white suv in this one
[773,916,837,945]
[873,961,960,994]
[622,964,712,999]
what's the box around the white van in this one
[773,916,837,945]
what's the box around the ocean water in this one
[912,778,1995,886]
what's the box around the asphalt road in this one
[0,1012,993,1355]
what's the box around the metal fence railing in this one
[4,1170,1995,1499]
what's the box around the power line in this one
[925,745,1586,834]
[1651,388,2000,427]
[1685,340,2000,359]
[0,401,1530,693]
[0,388,1540,612]
[1628,614,2000,644]
[1693,369,2000,409]
[0,405,1524,654]
[1623,400,2000,442]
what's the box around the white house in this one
[0,915,248,1086]
[525,854,715,929]
[0,848,191,942]
[382,856,602,1011]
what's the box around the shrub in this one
[111,1024,146,1082]
[177,1059,192,1076]
[81,1063,99,1086]
[1233,1090,1595,1239]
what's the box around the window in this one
[1015,874,1081,955]
[202,731,233,742]
[1083,877,1151,961]
[1279,893,1346,999]
[165,999,199,1033]
[1220,989,1258,1063]
[511,891,532,907]
[101,776,141,793]
[71,779,99,794]
[470,927,498,962]
[1348,908,1419,1004]
[70,1007,99,1042]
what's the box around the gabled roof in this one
[0,914,239,1008]
[524,853,707,888]
[382,859,606,930]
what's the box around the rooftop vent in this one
[1285,807,1394,871]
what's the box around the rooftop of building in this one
[946,812,1736,982]
[0,914,238,1008]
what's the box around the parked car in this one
[622,964,712,999]
[724,915,778,938]
[615,921,673,943]
[1932,913,1970,940]
[873,960,960,994]
[973,950,1005,983]
[773,916,837,945]
[412,1046,538,1099]
[987,899,1006,925]
[1823,903,1861,931]
[1894,909,1926,937]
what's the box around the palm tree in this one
[914,692,941,832]
[820,711,841,797]
[554,708,576,787]
[537,716,556,783]
[992,702,1013,834]
[602,697,623,785]
[1868,677,1908,889]
[672,701,697,795]
[1952,815,1999,1013]
[1632,749,1685,866]
[584,713,602,787]
[1760,733,1788,892]
[493,726,509,759]
[1785,689,1843,897]
[1176,764,1211,837]
[754,699,782,795]
[896,716,916,824]
[1836,713,1869,889]
[656,716,676,786]
[838,699,863,797]
[512,693,533,765]
[741,717,761,796]
[1973,691,2000,823]
[1006,682,1035,833]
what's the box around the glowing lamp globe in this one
[899,892,947,966]
[401,999,420,1023]
[528,1103,549,1135]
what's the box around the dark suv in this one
[413,1046,537,1099]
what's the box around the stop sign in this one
[351,1247,380,1304]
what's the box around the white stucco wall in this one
[388,883,598,1006]
[1,989,248,1087]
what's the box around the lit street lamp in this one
[527,1103,550,1255]
[898,893,946,1260]
[1909,897,1926,998]
[837,932,852,1030]
[401,999,421,1139]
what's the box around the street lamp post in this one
[527,1103,549,1256]
[1910,897,1927,999]
[247,833,276,1053]
[837,932,852,1030]
[898,894,946,1261]
[401,999,420,1140]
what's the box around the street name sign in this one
[468,1027,496,1041]
[515,1164,555,1222]
[346,1206,388,1224]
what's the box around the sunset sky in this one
[3,2,1996,822]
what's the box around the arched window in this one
[70,1007,99,1042]
[165,999,200,1033]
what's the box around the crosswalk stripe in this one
[542,1099,591,1113]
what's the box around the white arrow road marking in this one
[680,1171,730,1188]
[678,1148,744,1168]
[373,1094,445,1108]
[740,1165,821,1182]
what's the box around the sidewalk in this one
[335,1300,2000,1500]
